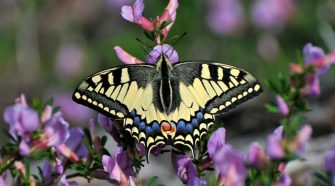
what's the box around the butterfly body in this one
[73,55,262,155]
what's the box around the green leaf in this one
[32,97,43,113]
[100,135,107,147]
[265,79,280,94]
[53,106,61,114]
[265,104,279,113]
[313,171,332,186]
[144,31,155,41]
[44,97,54,106]
[145,176,159,186]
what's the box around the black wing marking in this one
[72,64,157,119]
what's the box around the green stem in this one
[0,155,19,175]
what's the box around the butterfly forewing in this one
[73,65,157,119]
[172,62,263,115]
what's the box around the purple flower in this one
[4,99,39,137]
[19,139,31,155]
[56,158,64,175]
[251,0,295,30]
[146,44,179,64]
[0,176,10,186]
[121,0,154,31]
[171,152,197,184]
[135,143,146,157]
[208,129,246,185]
[102,147,135,186]
[246,143,268,169]
[207,0,244,35]
[187,176,207,186]
[303,43,325,66]
[54,92,93,124]
[64,128,89,159]
[60,175,78,186]
[98,114,114,134]
[43,113,69,147]
[207,127,226,157]
[42,161,52,181]
[55,42,84,78]
[324,146,335,172]
[276,173,292,186]
[267,126,284,159]
[276,95,289,116]
[304,74,320,96]
[214,145,247,186]
[292,124,312,156]
[121,0,144,23]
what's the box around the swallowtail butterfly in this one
[73,55,262,156]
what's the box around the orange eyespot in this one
[161,121,176,133]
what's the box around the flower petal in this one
[266,126,284,159]
[246,143,268,169]
[114,46,145,64]
[121,6,135,22]
[172,152,196,184]
[146,44,179,64]
[207,127,226,159]
[276,95,289,116]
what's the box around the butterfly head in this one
[156,54,173,71]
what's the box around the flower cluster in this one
[1,95,90,185]
[207,0,295,35]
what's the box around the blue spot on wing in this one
[152,122,160,134]
[196,112,203,121]
[139,121,146,130]
[185,124,193,133]
[177,120,186,133]
[191,118,198,128]
[146,127,153,135]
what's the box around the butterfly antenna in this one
[136,38,157,63]
[164,32,187,59]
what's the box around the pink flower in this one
[246,143,268,169]
[121,0,179,38]
[291,124,312,156]
[114,46,145,64]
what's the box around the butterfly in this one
[72,55,262,156]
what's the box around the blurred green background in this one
[0,0,335,133]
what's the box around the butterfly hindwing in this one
[73,64,157,119]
